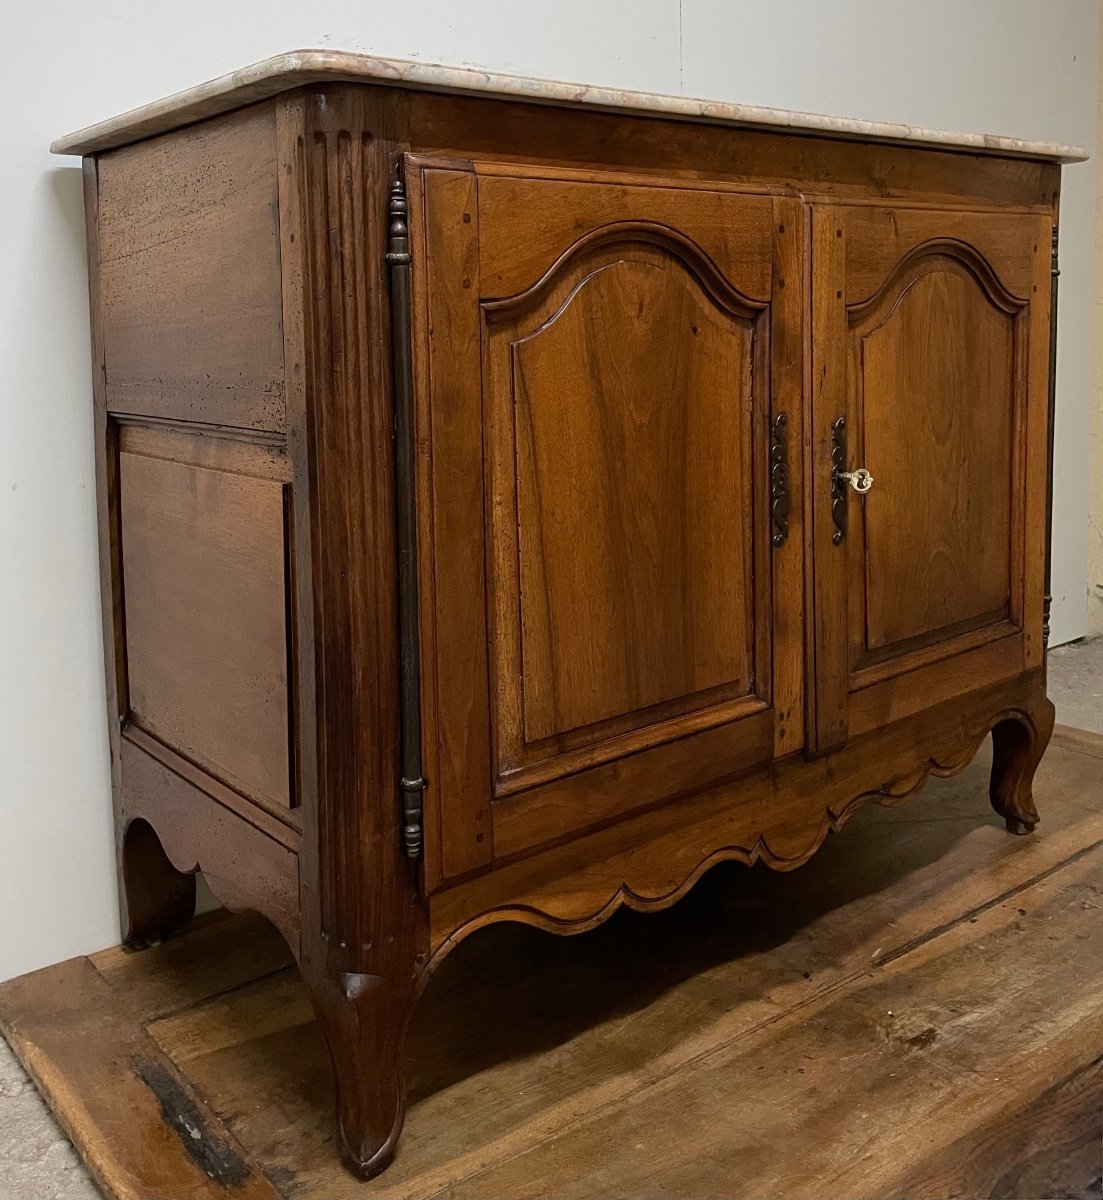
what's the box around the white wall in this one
[1,0,1097,982]
[1091,27,1103,637]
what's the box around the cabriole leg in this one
[299,955,422,1180]
[989,698,1056,835]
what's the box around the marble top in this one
[52,49,1088,162]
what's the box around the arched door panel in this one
[811,205,1051,750]
[409,159,804,879]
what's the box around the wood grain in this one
[275,86,431,1179]
[893,1056,1103,1200]
[438,831,1103,1200]
[119,736,300,950]
[811,204,1049,750]
[0,957,282,1200]
[409,89,1060,201]
[407,160,493,886]
[481,180,777,786]
[416,164,804,864]
[809,205,850,750]
[431,672,1050,941]
[97,105,286,432]
[506,239,757,744]
[475,170,777,300]
[90,911,295,1022]
[854,261,1015,659]
[119,449,292,813]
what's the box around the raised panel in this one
[119,446,292,814]
[484,225,769,783]
[810,202,1048,752]
[508,247,757,743]
[852,258,1017,665]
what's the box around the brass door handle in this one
[837,467,874,494]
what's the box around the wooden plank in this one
[439,839,1103,1199]
[146,741,1103,1198]
[476,172,776,300]
[431,673,1040,940]
[839,204,1039,303]
[118,737,301,952]
[97,105,286,432]
[490,708,775,859]
[0,957,281,1200]
[90,911,295,1023]
[411,161,494,885]
[407,89,1056,209]
[769,193,807,760]
[809,204,850,750]
[1053,723,1103,760]
[893,1055,1102,1200]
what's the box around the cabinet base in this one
[115,671,1054,1178]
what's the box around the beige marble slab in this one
[52,49,1088,161]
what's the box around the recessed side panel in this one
[118,439,292,814]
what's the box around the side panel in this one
[96,105,286,432]
[85,102,304,947]
[118,432,293,815]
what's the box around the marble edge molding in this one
[51,48,1089,162]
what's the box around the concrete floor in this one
[1,636,1101,1200]
[1048,636,1103,735]
[0,1053,93,1200]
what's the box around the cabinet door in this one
[409,159,804,882]
[810,204,1052,751]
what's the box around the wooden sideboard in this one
[55,53,1085,1178]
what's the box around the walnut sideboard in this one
[55,52,1086,1178]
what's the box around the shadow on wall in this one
[50,166,86,252]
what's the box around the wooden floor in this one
[2,729,1102,1200]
